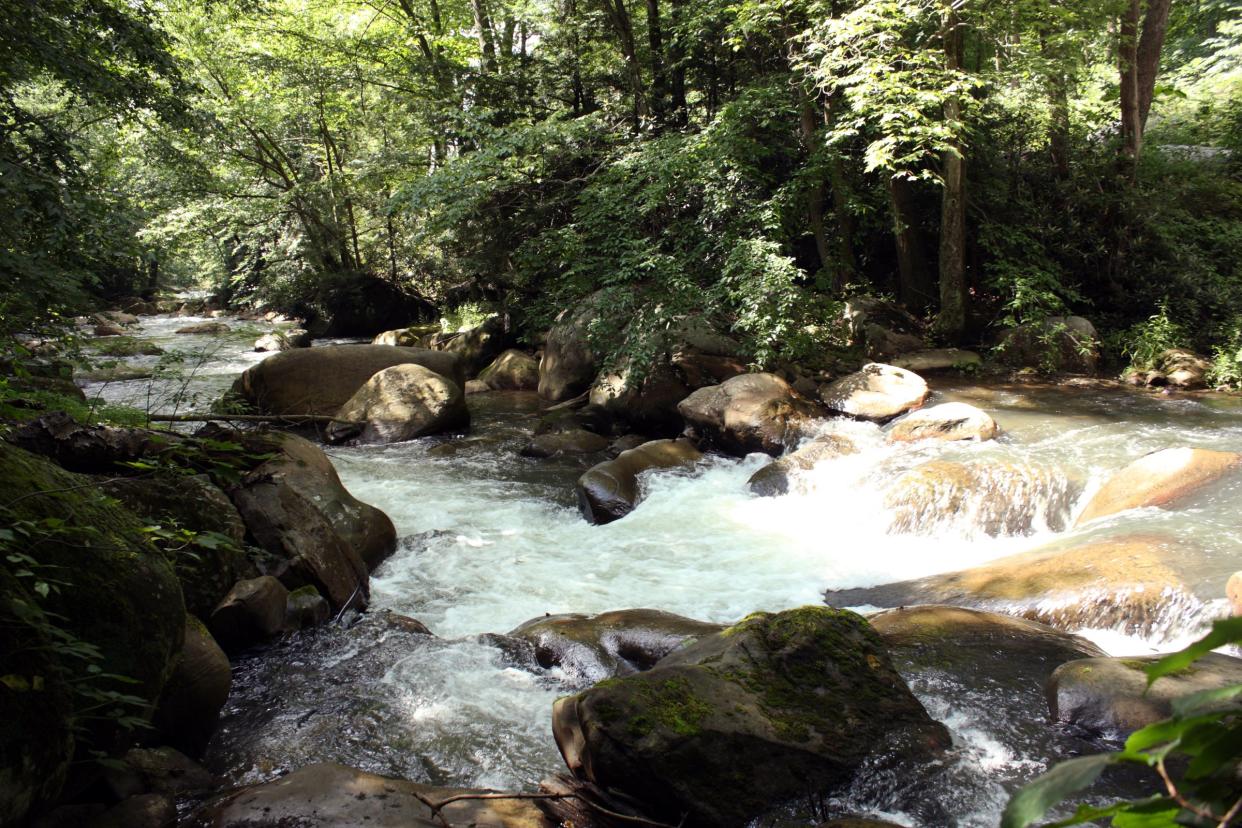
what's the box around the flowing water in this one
[79,317,1242,826]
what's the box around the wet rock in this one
[176,322,229,335]
[818,820,906,828]
[824,534,1197,636]
[254,329,310,352]
[1158,348,1210,389]
[0,444,184,824]
[999,316,1099,374]
[551,606,949,827]
[464,378,490,394]
[819,363,929,423]
[678,373,823,456]
[95,794,176,828]
[326,363,469,444]
[1075,447,1242,526]
[843,296,926,359]
[94,322,126,337]
[1229,572,1242,616]
[105,746,218,799]
[186,762,554,827]
[534,403,612,437]
[671,351,748,388]
[209,576,289,649]
[590,365,692,436]
[8,411,161,473]
[890,349,982,373]
[231,432,397,600]
[521,428,609,458]
[285,585,332,630]
[608,434,649,454]
[886,402,998,443]
[478,348,540,390]
[154,618,232,757]
[539,295,602,402]
[91,336,165,357]
[228,345,464,417]
[443,315,509,376]
[101,473,250,619]
[576,438,703,524]
[884,460,1075,536]
[1048,652,1242,740]
[505,609,723,685]
[379,610,434,636]
[747,434,858,497]
[104,310,141,326]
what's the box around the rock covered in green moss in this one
[0,443,185,823]
[551,606,949,827]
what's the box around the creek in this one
[81,314,1242,826]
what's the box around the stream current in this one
[82,314,1242,826]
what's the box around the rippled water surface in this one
[82,317,1242,825]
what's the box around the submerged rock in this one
[551,606,949,827]
[883,460,1075,536]
[502,608,723,685]
[825,534,1197,636]
[1048,652,1242,740]
[521,428,609,458]
[747,434,857,497]
[819,363,929,423]
[228,344,464,417]
[187,762,554,827]
[326,363,469,444]
[886,402,998,443]
[1075,447,1242,526]
[576,438,703,524]
[678,372,823,456]
[479,349,540,390]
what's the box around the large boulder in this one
[100,473,250,619]
[228,345,464,417]
[678,373,823,457]
[325,363,469,444]
[551,606,949,827]
[1048,653,1242,740]
[747,435,857,497]
[229,434,397,610]
[824,534,1196,636]
[499,609,723,686]
[999,315,1099,374]
[443,315,510,377]
[843,297,926,359]
[539,296,602,402]
[1158,348,1211,389]
[186,762,553,828]
[590,365,692,436]
[208,576,289,650]
[1075,447,1242,526]
[576,439,703,524]
[0,444,184,824]
[819,363,929,423]
[886,402,998,444]
[254,329,310,352]
[478,349,540,391]
[153,617,232,757]
[884,460,1075,536]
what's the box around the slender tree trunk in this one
[889,175,933,310]
[1137,0,1172,130]
[937,3,967,339]
[471,0,499,74]
[601,0,648,125]
[798,99,832,281]
[1119,0,1142,169]
[645,0,668,122]
[668,0,687,124]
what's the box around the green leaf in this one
[1001,753,1117,828]
[1145,618,1242,686]
[1171,684,1242,718]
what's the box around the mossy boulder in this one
[499,608,722,686]
[677,373,825,457]
[576,439,703,524]
[1048,652,1242,740]
[0,444,184,823]
[101,473,251,619]
[551,606,949,827]
[228,345,465,417]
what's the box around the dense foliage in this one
[2,0,1242,360]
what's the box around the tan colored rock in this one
[825,534,1197,635]
[819,363,929,423]
[327,363,468,444]
[577,439,703,523]
[890,348,982,373]
[678,372,823,456]
[747,435,857,496]
[478,349,539,390]
[464,379,490,394]
[999,315,1099,374]
[1228,571,1242,616]
[94,322,125,337]
[187,763,553,828]
[886,402,998,443]
[229,344,464,417]
[176,322,229,335]
[1158,348,1210,389]
[1075,447,1242,526]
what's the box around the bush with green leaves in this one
[1003,618,1242,828]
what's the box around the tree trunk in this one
[937,4,967,339]
[1137,0,1172,130]
[1119,0,1142,168]
[668,0,687,124]
[645,0,668,122]
[888,175,933,311]
[798,100,832,282]
[602,0,647,124]
[471,0,499,74]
